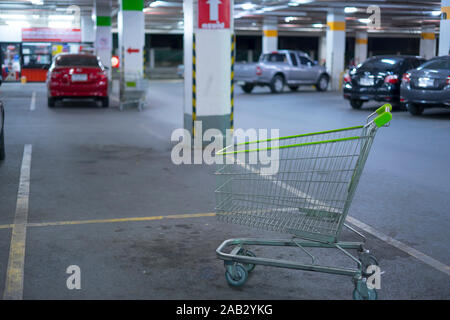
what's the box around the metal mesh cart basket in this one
[215,104,393,300]
[119,73,149,111]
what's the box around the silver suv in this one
[234,50,330,93]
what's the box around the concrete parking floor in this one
[0,81,449,299]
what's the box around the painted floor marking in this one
[30,92,36,111]
[3,144,32,300]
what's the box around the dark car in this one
[343,55,426,109]
[400,55,450,115]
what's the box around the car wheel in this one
[350,99,364,109]
[0,127,5,161]
[270,74,285,93]
[48,97,56,108]
[288,85,299,92]
[316,75,329,92]
[241,83,254,93]
[407,103,424,116]
[101,97,109,108]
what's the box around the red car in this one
[47,53,109,108]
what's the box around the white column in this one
[81,15,95,43]
[183,0,234,137]
[94,1,112,73]
[262,17,278,53]
[318,35,326,66]
[149,48,155,69]
[326,10,346,90]
[118,0,145,77]
[439,0,450,56]
[354,31,368,66]
[420,25,436,59]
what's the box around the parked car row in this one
[343,55,449,115]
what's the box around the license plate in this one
[417,77,434,88]
[71,74,87,82]
[359,77,374,86]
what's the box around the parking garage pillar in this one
[420,26,436,59]
[262,17,278,53]
[326,10,346,90]
[81,15,95,43]
[354,31,368,66]
[183,0,234,138]
[94,1,112,74]
[439,0,450,55]
[118,0,145,77]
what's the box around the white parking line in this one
[30,91,36,111]
[3,144,32,300]
[235,160,450,277]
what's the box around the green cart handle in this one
[366,103,392,128]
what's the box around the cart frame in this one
[215,104,392,300]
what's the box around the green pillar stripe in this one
[122,0,144,11]
[96,16,111,26]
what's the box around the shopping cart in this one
[215,104,392,300]
[119,73,149,111]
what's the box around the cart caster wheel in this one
[225,264,248,287]
[359,253,379,276]
[353,281,378,300]
[237,248,256,272]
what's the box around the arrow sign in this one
[198,0,230,29]
[127,47,140,54]
[207,0,221,21]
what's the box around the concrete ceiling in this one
[0,0,444,36]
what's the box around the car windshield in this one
[55,55,99,67]
[260,53,287,63]
[357,57,402,72]
[417,59,450,70]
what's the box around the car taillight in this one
[50,71,61,79]
[447,76,450,85]
[402,73,411,83]
[256,66,262,76]
[384,75,399,84]
[99,71,107,80]
[343,73,351,83]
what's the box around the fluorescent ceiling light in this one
[358,18,371,24]
[49,15,74,21]
[241,3,256,10]
[149,1,164,7]
[285,16,295,23]
[29,0,44,5]
[49,21,71,28]
[32,15,39,19]
[431,10,441,16]
[312,23,324,28]
[0,14,27,20]
[7,20,30,28]
[288,0,314,6]
[344,7,358,14]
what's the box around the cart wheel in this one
[237,248,256,273]
[353,280,378,300]
[359,253,379,276]
[225,264,248,287]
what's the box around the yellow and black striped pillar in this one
[230,34,235,132]
[192,34,197,137]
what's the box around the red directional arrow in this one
[127,47,140,54]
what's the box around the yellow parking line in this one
[0,212,216,230]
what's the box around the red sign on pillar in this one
[198,0,230,29]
